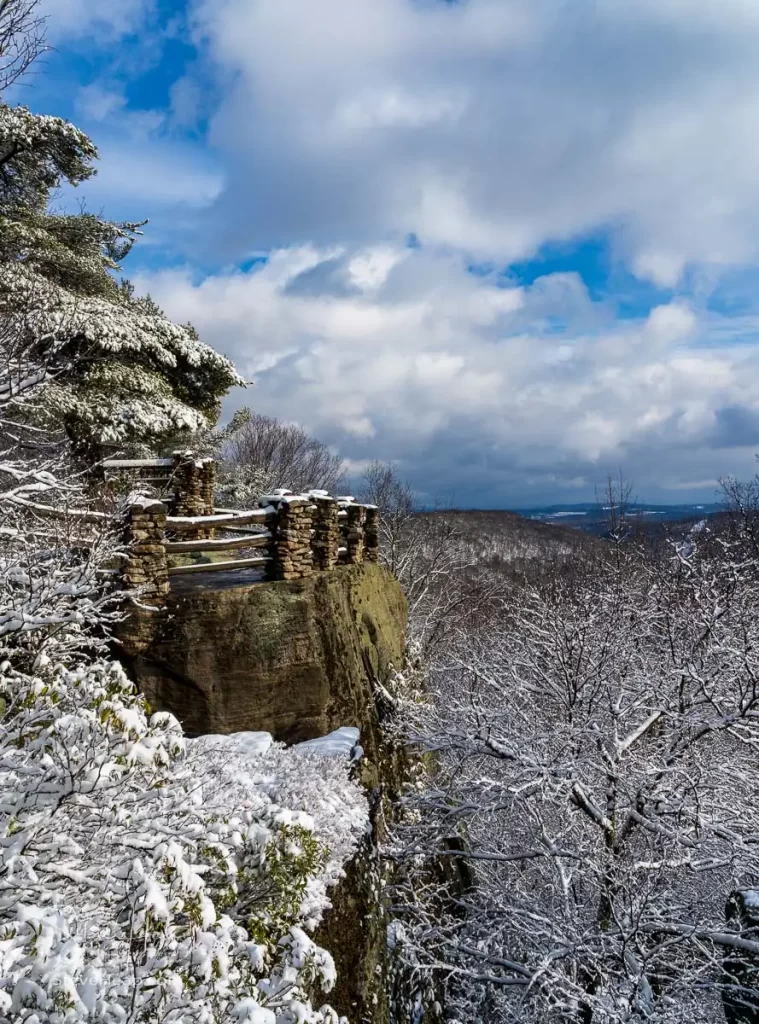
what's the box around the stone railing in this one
[122,488,380,600]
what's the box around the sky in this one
[19,0,759,506]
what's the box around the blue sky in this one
[23,0,759,506]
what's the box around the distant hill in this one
[421,503,725,579]
[514,502,722,536]
[424,508,600,575]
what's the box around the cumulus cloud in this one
[136,245,759,504]
[184,0,759,283]
[40,0,759,502]
[44,0,152,39]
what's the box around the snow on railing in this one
[18,461,381,598]
[134,488,381,594]
[103,458,175,469]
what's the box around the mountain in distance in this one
[423,502,724,577]
[515,501,722,535]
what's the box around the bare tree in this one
[357,461,491,659]
[719,469,759,561]
[596,469,636,542]
[219,408,346,506]
[390,525,759,1023]
[358,461,416,577]
[0,0,46,92]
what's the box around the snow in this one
[741,889,759,910]
[103,458,174,469]
[0,261,244,446]
[0,660,368,1023]
[166,508,272,525]
[293,726,362,759]
[194,730,274,756]
[125,491,167,512]
[259,490,314,507]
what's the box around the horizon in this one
[23,0,759,504]
[415,498,723,514]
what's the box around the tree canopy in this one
[0,79,243,458]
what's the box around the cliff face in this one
[118,562,406,748]
[117,562,408,1024]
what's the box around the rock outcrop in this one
[117,561,408,1023]
[117,562,406,748]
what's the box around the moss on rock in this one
[116,562,406,746]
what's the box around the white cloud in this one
[184,0,759,282]
[75,85,127,122]
[45,0,151,39]
[136,244,759,503]
[64,100,224,215]
[84,140,223,209]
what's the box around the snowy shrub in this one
[0,658,368,1023]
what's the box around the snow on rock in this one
[193,730,274,756]
[293,726,363,759]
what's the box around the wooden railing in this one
[123,491,380,598]
[9,455,381,601]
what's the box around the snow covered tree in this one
[357,462,478,656]
[390,532,759,1023]
[0,3,243,458]
[0,654,368,1022]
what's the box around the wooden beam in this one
[166,509,271,532]
[103,458,174,468]
[165,532,272,553]
[222,525,271,535]
[168,556,271,577]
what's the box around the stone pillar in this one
[312,496,340,571]
[123,498,169,600]
[268,499,314,581]
[171,453,216,538]
[363,505,380,563]
[344,504,366,564]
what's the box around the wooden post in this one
[123,498,169,600]
[311,496,340,571]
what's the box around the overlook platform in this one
[111,454,380,601]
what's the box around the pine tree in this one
[0,69,243,459]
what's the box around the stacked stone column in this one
[170,453,216,538]
[267,498,315,581]
[123,499,169,599]
[363,505,380,563]
[344,504,367,564]
[311,496,340,571]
